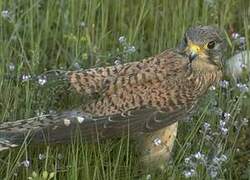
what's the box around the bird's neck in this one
[186,59,222,86]
[192,58,221,73]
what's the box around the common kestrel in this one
[0,25,226,168]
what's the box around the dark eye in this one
[207,41,216,49]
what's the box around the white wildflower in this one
[184,157,191,164]
[219,80,229,89]
[220,127,228,135]
[209,85,216,91]
[219,154,227,162]
[153,137,162,146]
[219,120,226,127]
[63,119,71,126]
[240,63,247,69]
[22,74,31,82]
[239,37,246,45]
[203,122,211,131]
[208,165,218,178]
[114,59,121,65]
[118,36,126,44]
[21,160,30,168]
[8,63,15,71]
[38,76,47,86]
[231,32,240,39]
[242,118,249,126]
[57,153,63,160]
[236,83,249,93]
[38,153,46,160]
[76,116,85,123]
[146,174,152,180]
[223,112,231,121]
[79,21,85,27]
[183,169,196,178]
[1,10,10,19]
[126,45,136,54]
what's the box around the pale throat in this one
[192,56,221,73]
[191,58,223,86]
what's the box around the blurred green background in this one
[0,0,249,179]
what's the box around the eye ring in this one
[207,41,216,49]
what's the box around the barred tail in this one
[0,139,19,151]
[0,110,107,151]
[0,110,125,152]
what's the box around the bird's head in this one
[177,25,227,70]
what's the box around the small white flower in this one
[208,166,218,178]
[240,63,247,69]
[38,76,47,86]
[219,120,226,127]
[223,112,231,121]
[63,119,71,126]
[220,127,228,135]
[194,152,202,159]
[231,32,240,39]
[236,83,249,93]
[153,137,162,146]
[242,118,249,126]
[209,85,216,91]
[212,156,220,165]
[76,116,85,123]
[219,154,227,162]
[239,37,246,45]
[57,153,63,160]
[22,74,31,81]
[184,157,190,164]
[126,46,136,54]
[21,160,30,168]
[203,122,211,131]
[219,80,229,89]
[194,151,206,161]
[118,36,126,44]
[1,10,10,19]
[38,153,46,160]
[8,63,15,71]
[146,174,152,180]
[79,21,85,27]
[114,59,121,65]
[36,110,45,117]
[183,169,196,178]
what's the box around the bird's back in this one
[0,48,222,149]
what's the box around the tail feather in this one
[0,138,19,151]
[0,107,170,152]
[0,110,133,152]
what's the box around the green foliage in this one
[0,0,249,179]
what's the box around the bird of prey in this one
[0,25,226,168]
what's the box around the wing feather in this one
[0,50,221,148]
[67,50,186,95]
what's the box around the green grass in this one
[0,0,250,179]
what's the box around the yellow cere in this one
[188,42,203,54]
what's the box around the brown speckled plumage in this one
[0,26,226,168]
[66,49,222,130]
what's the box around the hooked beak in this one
[187,43,201,62]
[189,52,198,62]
